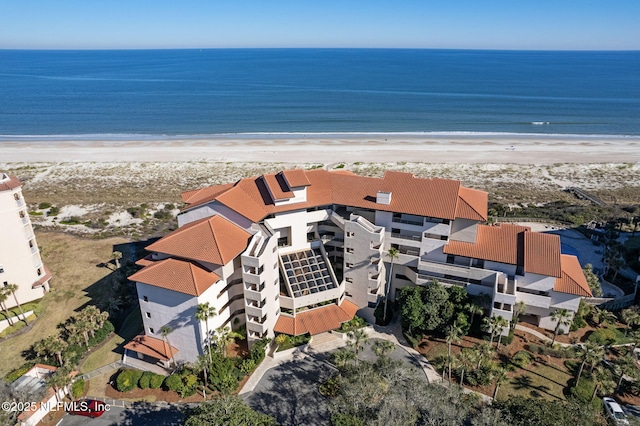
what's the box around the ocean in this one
[0,49,639,138]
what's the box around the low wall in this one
[0,310,34,333]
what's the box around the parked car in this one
[66,399,108,418]
[603,397,629,425]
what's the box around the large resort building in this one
[126,169,591,366]
[0,173,52,309]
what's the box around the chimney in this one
[376,191,392,205]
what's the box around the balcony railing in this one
[392,217,423,226]
[391,232,421,241]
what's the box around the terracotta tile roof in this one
[456,187,488,221]
[146,215,252,266]
[0,174,21,191]
[31,265,52,289]
[554,255,592,297]
[524,232,562,277]
[129,258,220,296]
[262,173,294,201]
[444,223,530,266]
[124,334,178,361]
[274,299,359,336]
[182,169,487,224]
[181,182,235,205]
[135,255,156,267]
[282,169,311,187]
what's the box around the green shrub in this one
[527,343,574,358]
[320,375,341,398]
[139,371,154,389]
[164,373,184,393]
[48,206,60,216]
[4,362,36,383]
[240,358,257,374]
[249,337,270,365]
[512,350,535,368]
[88,321,114,347]
[29,211,43,216]
[501,328,515,345]
[570,375,595,404]
[149,373,164,389]
[38,202,52,209]
[71,379,86,399]
[339,316,367,333]
[180,374,198,397]
[587,328,618,346]
[116,369,143,392]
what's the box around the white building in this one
[126,169,591,366]
[0,173,51,310]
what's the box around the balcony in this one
[246,298,266,309]
[516,291,550,309]
[392,216,423,227]
[391,231,421,242]
[15,197,25,208]
[248,315,268,325]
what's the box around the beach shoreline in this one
[1,134,640,164]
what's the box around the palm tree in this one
[621,306,640,336]
[510,301,526,329]
[0,288,15,326]
[590,306,617,327]
[347,328,369,357]
[492,367,509,400]
[629,329,640,351]
[464,302,483,326]
[333,348,357,368]
[195,303,217,363]
[46,367,73,403]
[75,318,92,347]
[551,308,572,346]
[446,321,464,382]
[214,326,241,358]
[494,316,509,348]
[4,284,27,324]
[371,339,395,359]
[591,365,615,402]
[160,325,176,367]
[473,343,493,370]
[383,247,399,321]
[575,342,603,386]
[456,349,475,386]
[193,354,210,400]
[614,353,638,392]
[482,315,507,346]
[43,335,68,366]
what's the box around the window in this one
[145,312,151,318]
[14,193,19,201]
[346,232,355,238]
[149,327,155,334]
[274,293,279,301]
[346,263,353,268]
[346,247,354,254]
[36,268,42,276]
[446,255,455,264]
[0,265,4,274]
[345,277,353,283]
[143,296,148,302]
[273,246,277,253]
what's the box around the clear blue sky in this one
[1,0,638,50]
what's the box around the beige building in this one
[127,169,591,366]
[0,173,51,310]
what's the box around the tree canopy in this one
[183,396,276,426]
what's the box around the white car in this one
[603,397,629,425]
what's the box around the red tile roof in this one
[524,232,562,277]
[0,174,21,191]
[124,334,178,361]
[444,224,563,278]
[444,223,530,266]
[282,169,311,187]
[274,299,359,336]
[129,258,220,296]
[180,182,235,205]
[31,265,52,289]
[554,255,592,297]
[146,215,252,266]
[183,169,487,223]
[262,173,294,201]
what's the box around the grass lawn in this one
[499,362,573,402]
[80,309,142,374]
[0,231,128,377]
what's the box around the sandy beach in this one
[2,133,640,164]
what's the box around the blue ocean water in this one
[0,49,639,138]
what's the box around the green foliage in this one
[29,211,43,216]
[38,202,52,209]
[501,327,515,345]
[331,413,364,426]
[116,368,143,392]
[493,395,602,426]
[335,163,345,169]
[48,206,60,216]
[138,371,155,389]
[320,375,341,398]
[88,320,114,346]
[208,353,241,394]
[71,379,86,399]
[512,350,535,368]
[4,362,36,382]
[570,375,595,404]
[583,264,603,297]
[239,358,257,374]
[149,373,164,389]
[339,316,367,332]
[183,396,276,426]
[163,373,184,393]
[275,333,310,352]
[527,343,575,359]
[248,337,270,365]
[587,327,618,346]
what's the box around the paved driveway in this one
[60,402,184,426]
